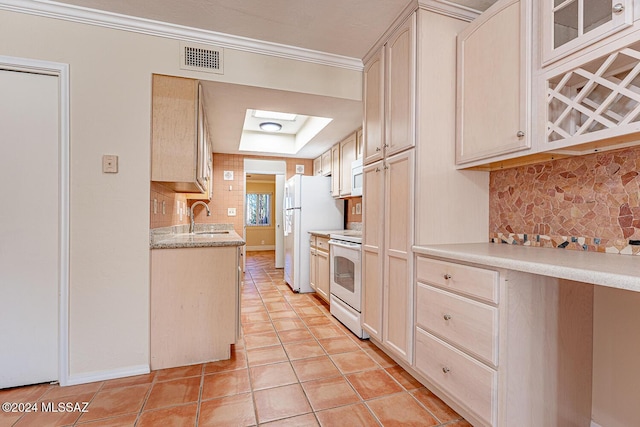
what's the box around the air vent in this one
[180,42,224,74]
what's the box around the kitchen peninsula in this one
[150,224,244,370]
[410,242,639,426]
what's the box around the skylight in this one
[253,109,297,121]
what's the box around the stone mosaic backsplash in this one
[489,146,640,255]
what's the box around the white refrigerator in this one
[283,175,344,293]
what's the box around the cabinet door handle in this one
[383,143,389,148]
[517,131,525,138]
[443,314,452,321]
[375,147,381,152]
[383,164,389,170]
[613,3,624,13]
[442,367,451,374]
[443,274,452,280]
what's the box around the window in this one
[246,193,272,226]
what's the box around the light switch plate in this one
[228,207,236,216]
[102,155,118,173]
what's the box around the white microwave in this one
[351,158,363,197]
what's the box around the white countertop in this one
[413,243,640,293]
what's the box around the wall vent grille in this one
[180,43,224,74]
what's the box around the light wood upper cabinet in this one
[321,149,332,176]
[386,15,416,158]
[313,156,322,176]
[152,74,208,193]
[456,0,532,167]
[363,46,385,165]
[363,15,416,165]
[542,0,634,66]
[331,144,340,197]
[339,132,357,197]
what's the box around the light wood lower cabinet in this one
[362,149,414,363]
[309,235,330,303]
[150,246,240,370]
[413,254,594,427]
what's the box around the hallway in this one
[0,251,469,426]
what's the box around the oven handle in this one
[328,239,361,249]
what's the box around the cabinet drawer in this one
[416,257,498,303]
[316,237,330,252]
[415,327,496,426]
[309,235,317,247]
[416,283,498,367]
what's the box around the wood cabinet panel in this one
[415,327,497,426]
[362,160,385,340]
[331,144,340,197]
[416,283,499,366]
[363,46,385,165]
[386,14,416,157]
[151,246,239,370]
[416,257,499,304]
[316,249,330,302]
[321,149,332,176]
[152,74,207,193]
[339,132,357,197]
[456,0,531,166]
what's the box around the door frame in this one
[0,55,70,386]
[243,159,286,269]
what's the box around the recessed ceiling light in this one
[259,122,282,132]
[254,110,297,121]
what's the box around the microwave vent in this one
[180,43,224,74]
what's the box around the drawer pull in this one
[443,274,452,280]
[443,314,452,321]
[442,366,451,374]
[613,3,624,14]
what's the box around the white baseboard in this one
[591,421,604,427]
[246,245,275,251]
[64,364,150,386]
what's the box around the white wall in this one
[0,9,361,380]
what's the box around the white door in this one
[275,175,285,268]
[0,68,60,388]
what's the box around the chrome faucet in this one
[190,201,211,233]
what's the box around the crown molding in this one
[0,0,364,71]
[362,0,480,64]
[418,0,481,22]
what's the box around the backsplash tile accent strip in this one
[489,146,640,255]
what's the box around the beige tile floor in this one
[0,251,471,427]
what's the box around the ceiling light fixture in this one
[259,121,282,132]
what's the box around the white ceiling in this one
[50,0,498,158]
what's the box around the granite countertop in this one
[151,224,245,249]
[413,243,640,293]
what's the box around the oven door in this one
[329,240,362,312]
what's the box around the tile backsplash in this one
[490,146,640,255]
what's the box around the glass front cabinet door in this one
[543,0,634,65]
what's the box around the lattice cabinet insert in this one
[545,40,640,151]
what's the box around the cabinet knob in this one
[516,131,525,138]
[613,3,624,13]
[376,147,381,152]
[443,274,452,280]
[442,367,450,374]
[383,143,389,148]
[443,314,452,321]
[383,164,389,170]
